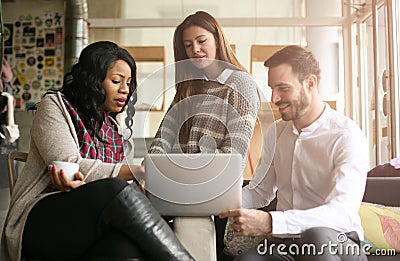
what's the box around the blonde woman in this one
[148,11,260,260]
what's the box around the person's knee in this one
[83,232,143,259]
[88,178,128,195]
[300,227,336,244]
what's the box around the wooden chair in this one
[6,150,28,195]
[249,45,286,74]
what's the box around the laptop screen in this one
[144,153,243,216]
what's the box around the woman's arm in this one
[220,72,260,169]
[117,164,144,180]
[32,94,122,183]
[148,100,180,153]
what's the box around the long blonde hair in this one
[172,11,248,144]
[173,11,248,102]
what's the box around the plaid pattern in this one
[149,70,259,170]
[62,96,125,163]
[42,96,125,193]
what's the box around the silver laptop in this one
[144,153,243,216]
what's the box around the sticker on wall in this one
[14,86,21,95]
[43,69,56,77]
[44,49,55,56]
[54,13,62,26]
[44,79,55,89]
[22,91,32,101]
[25,14,33,22]
[25,102,36,110]
[5,48,13,55]
[15,98,21,109]
[13,78,20,86]
[37,28,44,37]
[27,56,36,66]
[36,38,44,48]
[17,72,28,85]
[18,62,26,70]
[27,37,36,45]
[45,18,53,28]
[4,24,13,46]
[45,57,54,67]
[15,53,25,59]
[34,16,43,27]
[5,7,64,111]
[23,43,35,49]
[23,26,35,37]
[32,80,41,89]
[55,27,63,46]
[45,33,55,48]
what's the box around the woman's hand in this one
[118,164,145,181]
[138,179,146,195]
[48,164,85,192]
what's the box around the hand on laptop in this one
[138,179,146,195]
[219,208,272,236]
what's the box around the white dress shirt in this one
[243,104,369,239]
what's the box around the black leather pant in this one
[22,178,193,261]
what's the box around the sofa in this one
[360,177,400,260]
[216,177,400,261]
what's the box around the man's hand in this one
[219,208,272,236]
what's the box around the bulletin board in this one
[3,11,64,110]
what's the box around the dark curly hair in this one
[60,41,137,138]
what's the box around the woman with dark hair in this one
[147,11,260,260]
[1,41,193,261]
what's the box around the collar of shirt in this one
[291,102,334,136]
[203,68,234,84]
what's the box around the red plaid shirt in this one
[42,96,125,193]
[62,96,125,163]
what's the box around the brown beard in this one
[281,85,310,121]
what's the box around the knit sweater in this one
[149,69,260,170]
[0,93,123,261]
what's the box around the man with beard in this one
[220,46,368,261]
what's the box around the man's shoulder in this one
[324,109,366,145]
[264,119,292,139]
[327,109,361,132]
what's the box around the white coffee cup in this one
[52,161,80,181]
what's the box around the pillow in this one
[359,202,400,253]
[368,159,400,177]
[223,217,266,256]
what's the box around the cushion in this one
[173,216,217,261]
[359,202,400,253]
[223,217,266,256]
[368,159,400,177]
